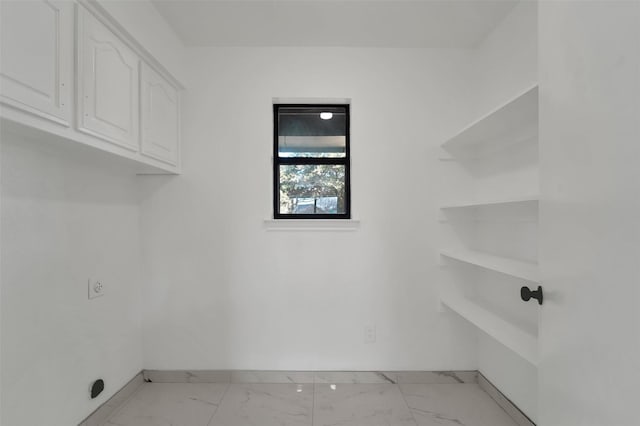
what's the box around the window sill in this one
[263,219,361,232]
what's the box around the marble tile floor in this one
[103,381,518,426]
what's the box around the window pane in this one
[279,164,346,214]
[278,106,347,158]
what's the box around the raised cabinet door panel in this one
[77,6,139,151]
[0,0,72,125]
[140,63,179,166]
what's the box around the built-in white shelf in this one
[440,248,540,282]
[440,293,538,365]
[438,83,540,370]
[440,195,539,210]
[442,85,538,153]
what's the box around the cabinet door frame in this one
[76,4,139,151]
[140,62,181,166]
[0,0,72,126]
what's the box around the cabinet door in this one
[0,0,72,125]
[140,63,180,166]
[77,6,139,151]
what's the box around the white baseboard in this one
[78,372,144,426]
[478,372,536,426]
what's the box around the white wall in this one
[0,117,3,426]
[139,47,480,370]
[468,1,539,421]
[473,0,538,113]
[0,132,143,426]
[538,1,640,425]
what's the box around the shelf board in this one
[441,293,538,365]
[439,195,539,210]
[440,248,540,282]
[442,85,538,152]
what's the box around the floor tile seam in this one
[101,376,146,425]
[205,381,232,426]
[312,370,317,426]
[396,383,420,426]
[310,381,316,426]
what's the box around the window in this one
[273,104,350,219]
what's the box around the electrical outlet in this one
[364,325,376,343]
[88,278,104,299]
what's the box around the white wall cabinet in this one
[77,6,139,151]
[0,1,182,174]
[140,63,180,166]
[0,0,72,125]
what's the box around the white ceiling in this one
[151,0,519,48]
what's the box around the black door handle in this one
[521,285,543,305]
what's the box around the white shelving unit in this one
[440,293,538,365]
[440,248,540,282]
[442,85,538,153]
[439,84,540,367]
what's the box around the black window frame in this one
[273,103,351,219]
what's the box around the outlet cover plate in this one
[88,278,104,299]
[364,325,376,344]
